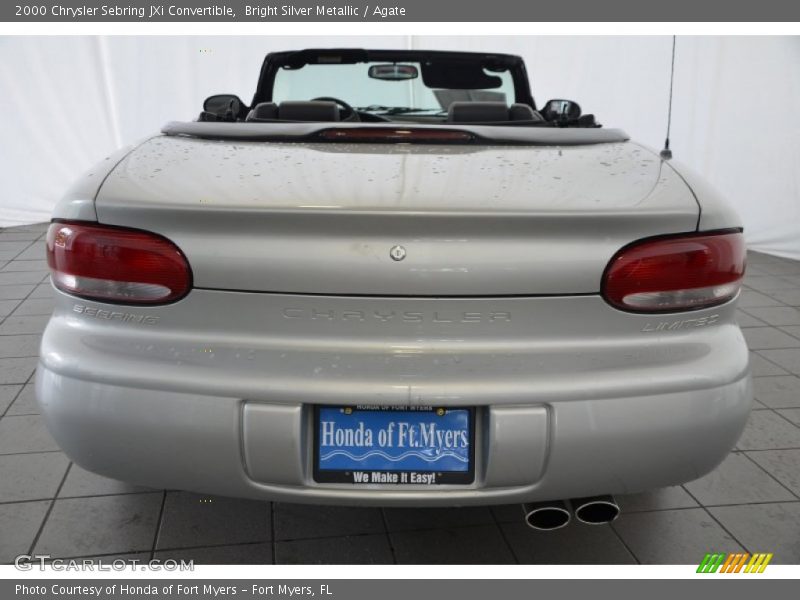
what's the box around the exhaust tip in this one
[522,501,571,531]
[572,495,620,525]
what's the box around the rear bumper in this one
[36,364,751,506]
[36,287,753,505]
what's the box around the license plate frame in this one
[313,405,476,485]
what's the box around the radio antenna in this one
[660,35,677,160]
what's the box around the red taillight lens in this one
[602,230,746,313]
[46,221,191,305]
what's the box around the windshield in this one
[272,62,515,114]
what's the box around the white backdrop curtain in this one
[0,35,798,259]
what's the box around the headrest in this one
[447,101,510,123]
[509,103,543,122]
[247,102,278,121]
[447,101,543,123]
[278,101,340,122]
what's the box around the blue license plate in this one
[314,406,475,485]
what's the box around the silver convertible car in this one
[38,49,751,530]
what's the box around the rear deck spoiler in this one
[162,121,630,146]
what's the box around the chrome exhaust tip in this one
[571,495,620,525]
[521,500,571,531]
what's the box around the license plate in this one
[313,406,475,485]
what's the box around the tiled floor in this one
[1,222,799,565]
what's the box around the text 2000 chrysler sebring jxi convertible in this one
[37,49,751,530]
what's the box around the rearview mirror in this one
[542,99,582,122]
[203,94,247,121]
[368,64,419,81]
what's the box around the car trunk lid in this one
[95,136,698,296]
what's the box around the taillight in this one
[602,230,745,313]
[46,221,191,305]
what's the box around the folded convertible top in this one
[162,121,630,146]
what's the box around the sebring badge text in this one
[73,304,159,325]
